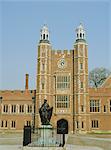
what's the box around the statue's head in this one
[44,99,47,103]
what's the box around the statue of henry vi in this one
[39,99,53,125]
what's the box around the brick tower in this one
[74,23,89,133]
[36,25,52,127]
[35,24,89,132]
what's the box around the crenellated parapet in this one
[0,90,35,96]
[52,49,73,57]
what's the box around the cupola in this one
[75,23,86,42]
[39,24,50,43]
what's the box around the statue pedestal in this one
[28,125,57,147]
[38,125,54,146]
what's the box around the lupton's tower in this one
[36,25,52,127]
[74,23,89,133]
[36,23,89,132]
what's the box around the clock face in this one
[58,59,67,69]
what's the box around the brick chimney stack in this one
[25,74,29,90]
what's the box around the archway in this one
[57,119,68,134]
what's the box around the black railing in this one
[23,126,66,147]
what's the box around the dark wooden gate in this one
[57,119,68,134]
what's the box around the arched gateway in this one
[57,119,68,134]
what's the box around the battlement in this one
[0,90,36,101]
[89,87,111,97]
[0,90,35,95]
[52,49,73,56]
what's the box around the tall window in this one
[81,82,83,88]
[3,105,8,113]
[91,120,99,128]
[80,63,83,69]
[26,121,31,126]
[43,34,45,40]
[1,121,4,127]
[80,33,82,38]
[90,100,100,112]
[110,100,111,112]
[104,105,106,112]
[56,76,70,90]
[5,121,7,128]
[11,121,16,128]
[77,33,78,38]
[82,121,84,128]
[46,34,48,40]
[11,105,16,113]
[81,105,84,112]
[19,105,24,113]
[1,120,8,128]
[27,105,32,113]
[56,95,70,108]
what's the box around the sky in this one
[0,0,111,90]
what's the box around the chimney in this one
[25,74,29,90]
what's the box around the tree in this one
[89,67,111,88]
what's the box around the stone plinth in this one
[23,147,63,150]
[25,125,60,148]
[35,125,54,146]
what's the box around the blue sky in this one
[0,0,111,90]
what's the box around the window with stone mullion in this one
[56,95,69,108]
[3,105,8,113]
[92,120,99,128]
[90,100,100,112]
[57,75,70,90]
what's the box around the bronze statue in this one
[39,99,53,125]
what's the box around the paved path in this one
[66,134,111,150]
[0,145,22,150]
[76,135,111,142]
[66,144,103,150]
[0,133,111,150]
[0,145,104,150]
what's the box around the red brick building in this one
[0,24,111,133]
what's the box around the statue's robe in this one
[39,103,53,125]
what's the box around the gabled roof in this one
[100,75,111,88]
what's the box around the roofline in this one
[99,74,111,88]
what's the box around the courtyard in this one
[0,132,111,150]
